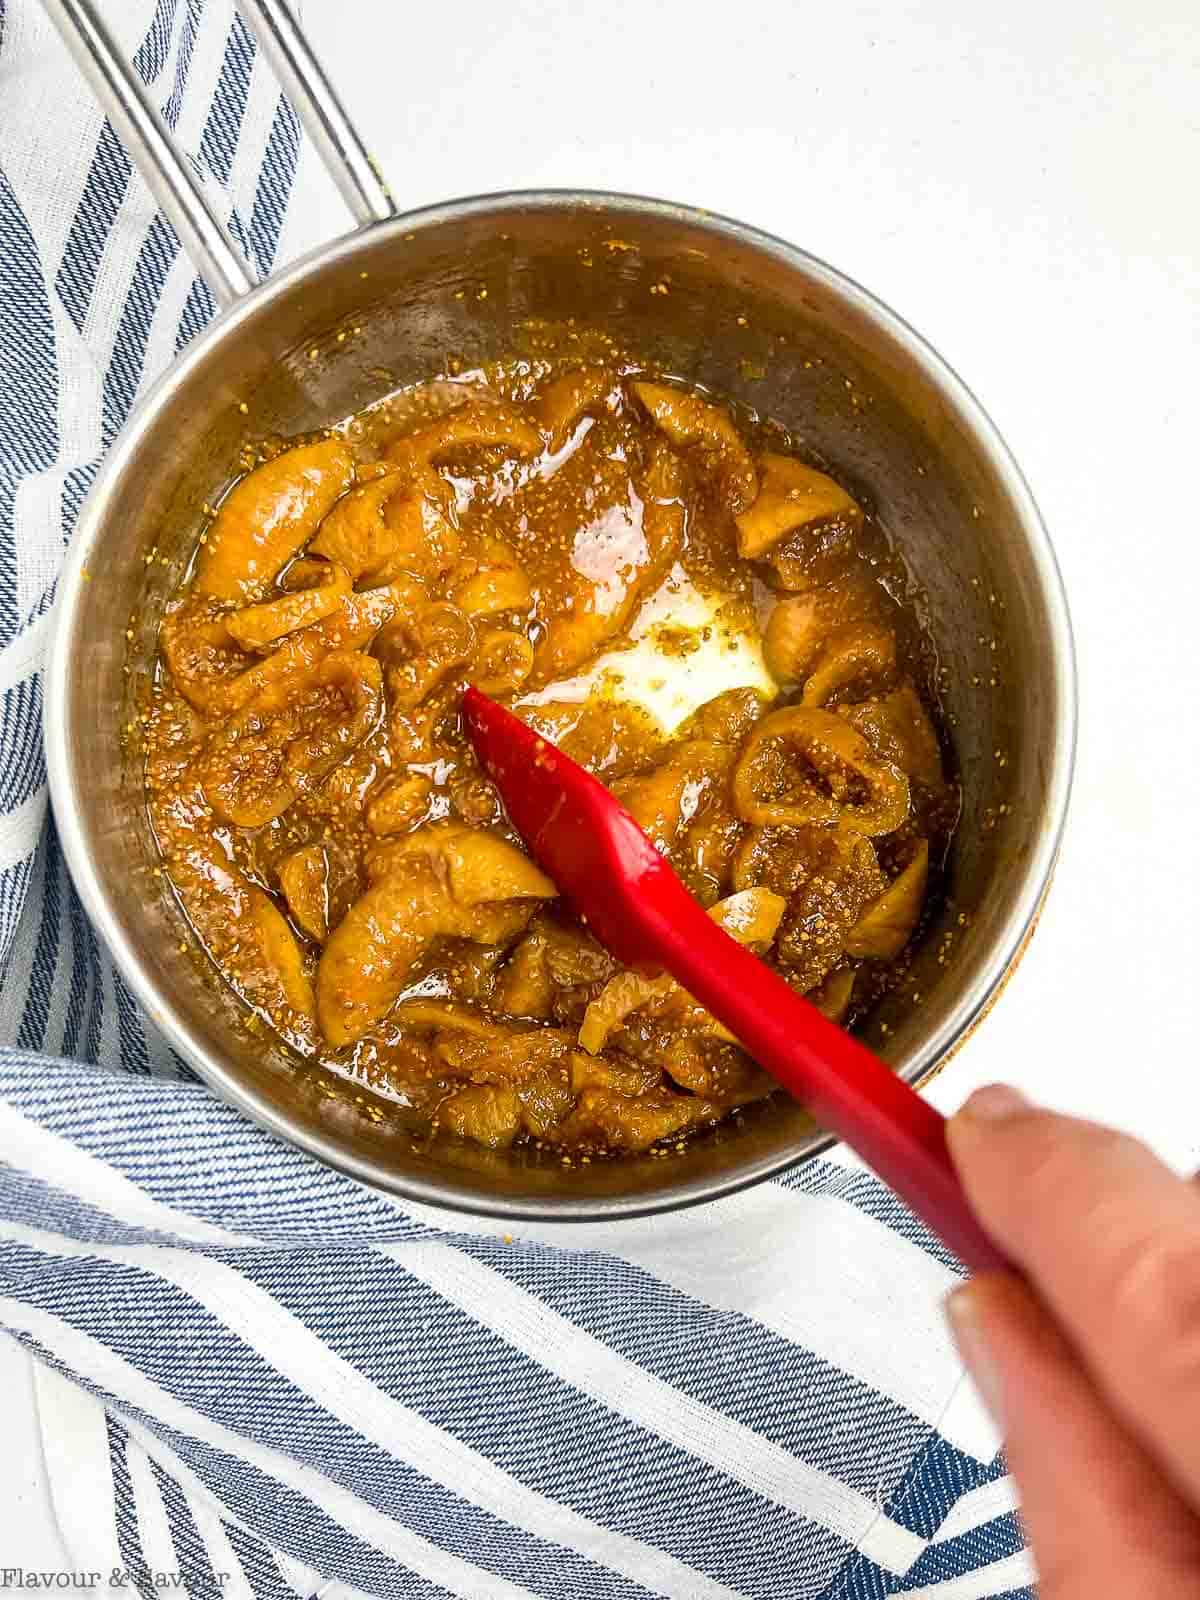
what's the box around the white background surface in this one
[7,0,1199,1573]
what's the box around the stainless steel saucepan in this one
[42,0,1076,1219]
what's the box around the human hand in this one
[944,1086,1200,1597]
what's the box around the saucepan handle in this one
[235,0,396,226]
[40,0,396,309]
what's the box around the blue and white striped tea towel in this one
[0,3,1033,1595]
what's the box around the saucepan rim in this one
[43,187,1078,1220]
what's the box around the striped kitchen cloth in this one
[0,2,1032,1596]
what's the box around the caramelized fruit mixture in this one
[144,352,957,1157]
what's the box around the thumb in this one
[942,1086,1200,1596]
[946,1084,1200,1519]
[945,1271,1200,1599]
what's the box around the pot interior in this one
[51,195,1068,1215]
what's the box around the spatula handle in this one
[648,886,1009,1274]
[462,684,1006,1271]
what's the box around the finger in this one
[948,1273,1200,1599]
[947,1085,1200,1506]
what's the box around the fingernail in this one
[959,1084,1031,1123]
[945,1285,1006,1429]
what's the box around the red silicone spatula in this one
[462,685,1007,1273]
